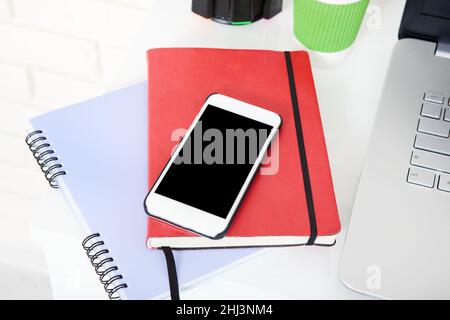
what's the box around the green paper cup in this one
[294,0,369,53]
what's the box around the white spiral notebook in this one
[25,82,259,300]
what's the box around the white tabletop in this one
[0,0,406,299]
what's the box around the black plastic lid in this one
[192,0,282,24]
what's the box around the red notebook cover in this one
[146,48,340,248]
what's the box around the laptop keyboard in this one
[407,91,450,192]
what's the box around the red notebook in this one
[146,48,340,248]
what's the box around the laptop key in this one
[407,167,435,188]
[445,109,450,122]
[438,174,450,192]
[421,102,442,119]
[418,118,450,138]
[424,91,444,104]
[415,133,450,156]
[411,150,450,174]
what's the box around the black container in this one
[192,0,282,25]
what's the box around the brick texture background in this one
[0,0,159,299]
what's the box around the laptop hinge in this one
[435,41,450,59]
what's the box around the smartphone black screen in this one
[155,105,273,219]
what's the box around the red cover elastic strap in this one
[162,247,180,300]
[284,51,318,245]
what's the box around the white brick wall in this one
[0,134,38,168]
[0,0,153,299]
[12,0,151,46]
[111,0,154,9]
[0,61,31,100]
[0,24,99,78]
[0,0,10,18]
[0,102,47,136]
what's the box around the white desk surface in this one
[0,0,406,299]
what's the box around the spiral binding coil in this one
[82,233,128,300]
[25,130,66,189]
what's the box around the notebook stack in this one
[27,48,340,300]
[146,48,341,249]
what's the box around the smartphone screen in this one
[155,105,274,219]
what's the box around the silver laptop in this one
[341,0,450,299]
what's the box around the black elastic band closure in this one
[162,247,180,300]
[284,51,318,245]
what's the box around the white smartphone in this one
[144,94,281,239]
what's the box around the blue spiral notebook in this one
[26,82,259,300]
